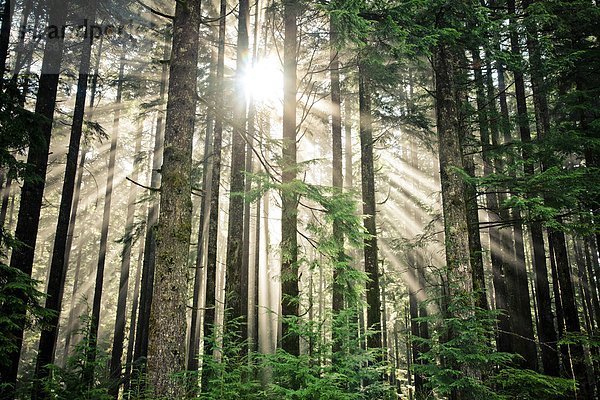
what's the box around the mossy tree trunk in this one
[281,0,300,357]
[147,0,201,396]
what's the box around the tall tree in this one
[188,50,216,374]
[33,1,97,389]
[202,0,227,387]
[109,118,143,397]
[133,38,169,371]
[330,13,344,324]
[1,0,66,392]
[358,64,381,352]
[505,0,537,370]
[85,44,125,385]
[521,0,559,376]
[225,0,250,343]
[281,0,300,357]
[146,0,201,395]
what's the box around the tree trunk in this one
[550,228,591,397]
[281,0,299,357]
[146,0,201,395]
[521,0,560,376]
[133,38,169,373]
[62,239,83,366]
[188,53,216,374]
[358,65,382,352]
[0,0,12,89]
[34,4,97,388]
[109,118,143,398]
[124,243,144,393]
[225,0,250,344]
[83,44,124,388]
[202,0,227,389]
[330,16,344,354]
[1,0,65,392]
[408,255,422,391]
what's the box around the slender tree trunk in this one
[0,0,12,88]
[62,240,83,366]
[330,16,345,355]
[1,0,65,392]
[109,119,143,397]
[147,0,201,395]
[550,228,591,397]
[344,96,352,191]
[202,0,226,389]
[280,0,299,357]
[408,255,422,391]
[0,175,11,228]
[504,0,538,370]
[225,0,250,344]
[521,0,560,376]
[188,55,216,374]
[83,45,125,388]
[133,38,169,373]
[34,5,97,389]
[124,243,144,393]
[483,57,514,354]
[358,65,382,352]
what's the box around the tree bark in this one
[330,16,345,354]
[133,38,169,373]
[0,0,12,89]
[358,65,382,352]
[109,118,143,398]
[280,0,299,357]
[550,228,591,397]
[84,43,124,387]
[225,0,250,344]
[1,0,65,393]
[147,0,201,395]
[202,0,227,389]
[188,52,216,374]
[521,0,560,376]
[34,4,97,389]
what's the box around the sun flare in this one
[243,56,283,104]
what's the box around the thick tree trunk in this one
[109,119,143,398]
[433,34,474,400]
[34,5,97,389]
[202,0,226,389]
[1,0,65,393]
[280,0,299,357]
[225,0,250,344]
[147,0,201,396]
[358,65,382,352]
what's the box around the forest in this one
[0,0,599,399]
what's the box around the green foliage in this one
[29,315,112,400]
[0,82,45,181]
[0,233,51,396]
[415,291,576,400]
[490,368,576,400]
